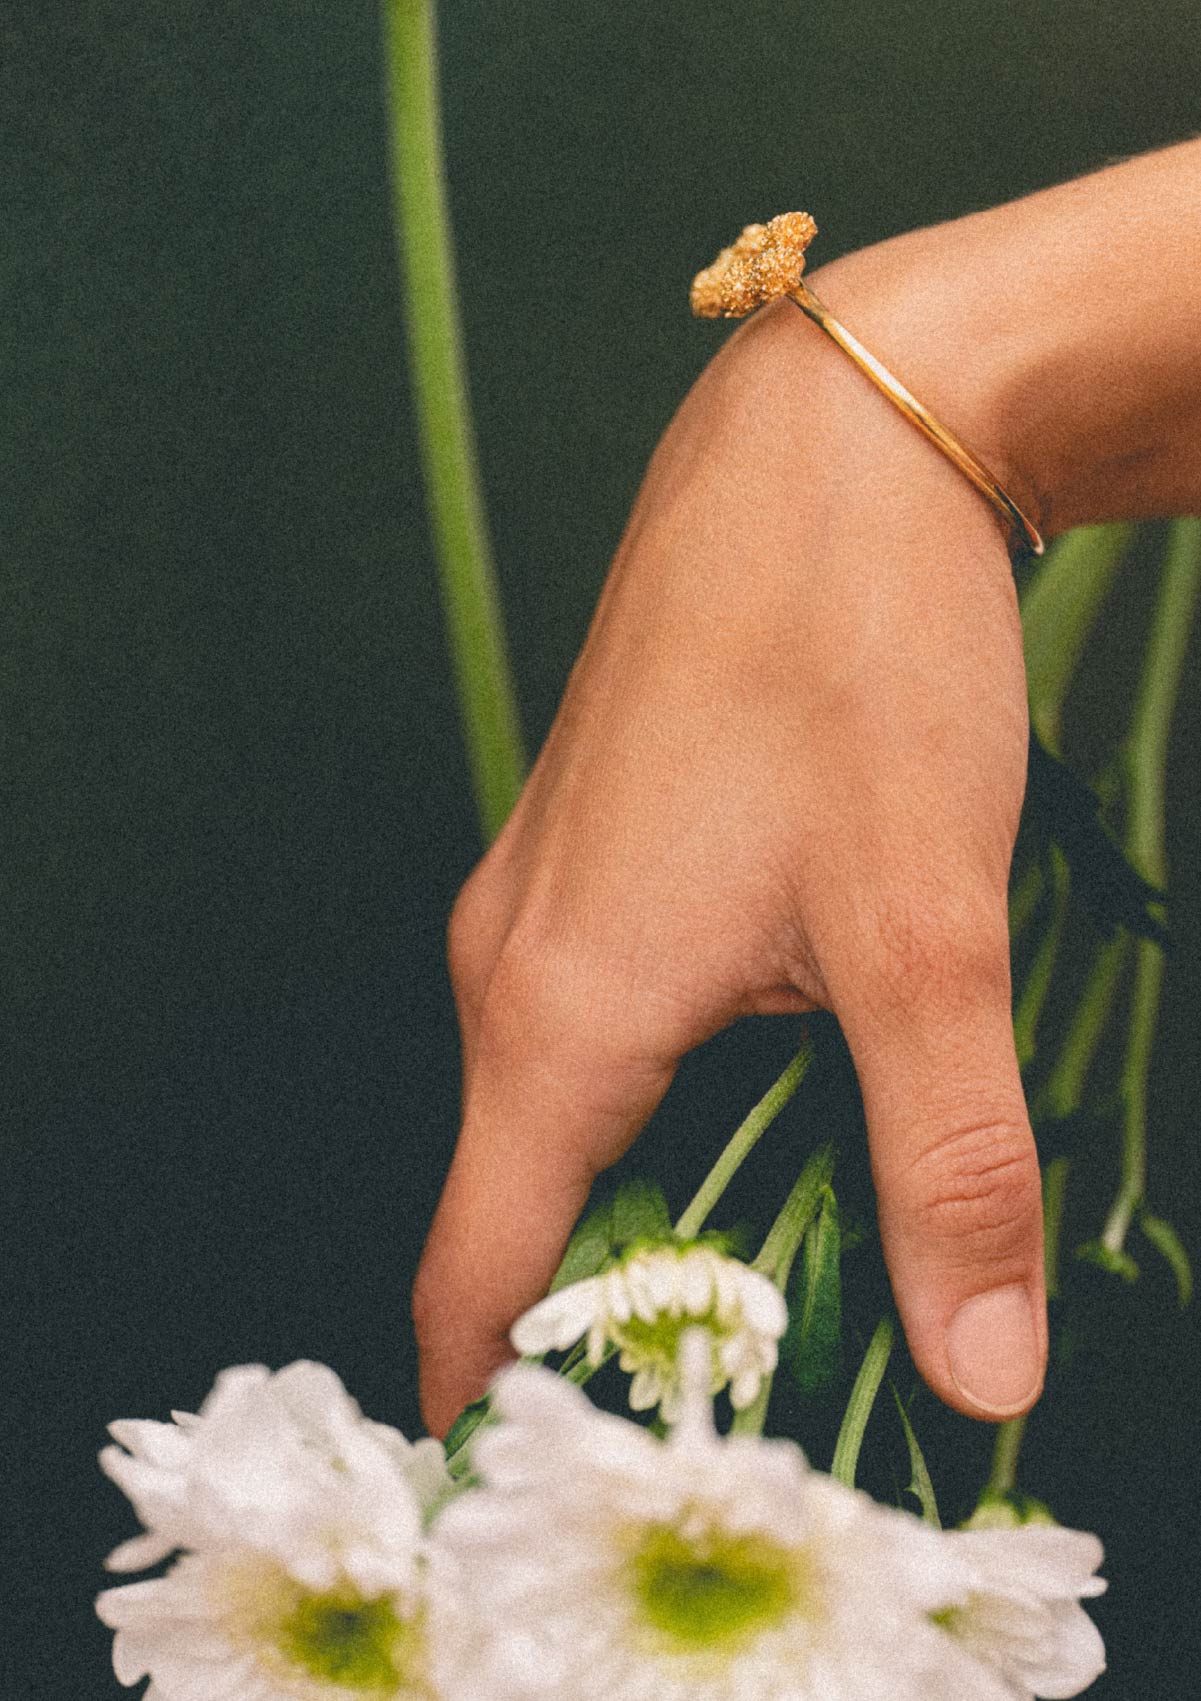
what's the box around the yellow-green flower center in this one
[275,1587,411,1690]
[613,1308,724,1375]
[627,1522,810,1655]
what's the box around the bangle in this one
[691,213,1044,561]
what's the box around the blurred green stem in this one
[1042,1155,1070,1301]
[981,1154,1069,1502]
[1012,847,1069,1070]
[383,0,526,841]
[1021,523,1133,752]
[1102,519,1201,1254]
[1035,932,1129,1122]
[1008,861,1043,940]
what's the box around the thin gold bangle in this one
[788,279,1044,560]
[690,212,1044,561]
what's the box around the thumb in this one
[837,914,1047,1422]
[412,965,675,1438]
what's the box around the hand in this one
[413,247,1048,1437]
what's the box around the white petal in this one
[678,1250,714,1314]
[729,1367,763,1409]
[736,1268,789,1336]
[510,1281,600,1355]
[627,1368,661,1411]
[105,1530,175,1573]
[602,1266,634,1324]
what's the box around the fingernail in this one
[946,1284,1042,1416]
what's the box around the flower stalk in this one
[731,1142,835,1436]
[1102,518,1201,1253]
[382,0,526,842]
[750,1142,835,1285]
[831,1316,893,1488]
[673,1034,815,1239]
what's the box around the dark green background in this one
[5,3,1200,1695]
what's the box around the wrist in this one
[807,144,1201,539]
[802,226,1050,547]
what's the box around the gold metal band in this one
[788,282,1044,560]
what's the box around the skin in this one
[413,140,1201,1438]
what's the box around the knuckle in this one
[477,919,592,1051]
[902,1120,1042,1265]
[866,888,1009,1015]
[446,866,503,997]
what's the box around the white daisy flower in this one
[430,1342,969,1701]
[928,1524,1107,1700]
[96,1361,449,1700]
[510,1240,788,1415]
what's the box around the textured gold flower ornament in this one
[689,211,818,318]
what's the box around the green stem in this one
[382,0,526,842]
[984,1412,1028,1502]
[1021,523,1133,753]
[831,1317,893,1488]
[732,1141,835,1438]
[1102,519,1201,1253]
[751,1143,834,1284]
[673,1036,816,1240]
[1035,932,1129,1122]
[1012,847,1069,1070]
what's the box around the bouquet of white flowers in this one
[97,1334,1105,1701]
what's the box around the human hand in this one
[413,243,1048,1435]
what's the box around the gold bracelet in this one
[691,213,1044,560]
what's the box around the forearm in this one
[806,139,1201,539]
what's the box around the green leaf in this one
[1139,1210,1194,1307]
[443,1395,491,1477]
[890,1385,940,1527]
[782,1186,842,1398]
[831,1317,893,1488]
[612,1178,672,1248]
[549,1198,615,1293]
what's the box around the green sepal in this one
[548,1178,673,1295]
[966,1492,1056,1530]
[890,1385,940,1527]
[1075,1239,1140,1283]
[782,1185,842,1398]
[612,1178,673,1250]
[1138,1210,1194,1307]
